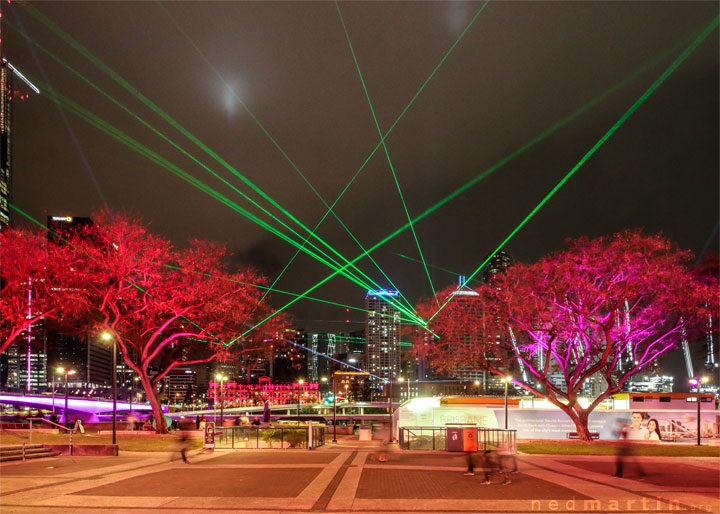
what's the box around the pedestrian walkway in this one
[0,443,717,513]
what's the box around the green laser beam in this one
[17,50,423,326]
[395,253,465,278]
[428,14,720,323]
[336,1,448,306]
[241,20,710,334]
[9,11,422,322]
[237,1,490,327]
[29,78,393,305]
[8,203,236,347]
[156,3,414,316]
[20,4,422,321]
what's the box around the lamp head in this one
[57,367,65,374]
[101,331,113,341]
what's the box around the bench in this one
[567,432,599,439]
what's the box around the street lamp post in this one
[332,374,337,443]
[101,332,117,445]
[215,374,228,426]
[474,379,480,396]
[503,376,513,430]
[691,376,709,446]
[388,366,395,443]
[296,379,304,417]
[52,373,56,415]
[58,367,76,426]
[130,376,139,413]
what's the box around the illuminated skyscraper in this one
[0,58,38,227]
[365,290,401,389]
[0,61,12,226]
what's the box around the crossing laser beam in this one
[428,14,720,322]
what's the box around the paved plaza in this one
[0,440,718,514]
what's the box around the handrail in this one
[27,417,76,454]
[26,417,75,432]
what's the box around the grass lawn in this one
[518,440,720,457]
[0,431,203,452]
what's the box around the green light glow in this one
[157,3,414,315]
[244,19,714,333]
[428,14,720,322]
[396,253,465,278]
[336,1,439,305]
[19,5,420,322]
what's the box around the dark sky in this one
[6,0,719,376]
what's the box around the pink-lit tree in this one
[416,231,716,440]
[69,212,282,433]
[0,227,87,355]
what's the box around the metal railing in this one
[27,418,77,455]
[399,426,517,453]
[214,425,326,449]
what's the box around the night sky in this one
[5,0,718,378]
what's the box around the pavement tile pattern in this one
[0,440,717,513]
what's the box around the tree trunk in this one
[139,374,168,434]
[567,409,593,442]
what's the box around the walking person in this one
[178,433,190,464]
[613,418,646,478]
[464,451,475,476]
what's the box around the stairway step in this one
[0,444,44,453]
[0,447,56,457]
[0,450,61,462]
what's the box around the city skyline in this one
[1,2,717,385]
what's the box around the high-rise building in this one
[5,333,47,391]
[163,366,198,404]
[43,216,115,388]
[482,251,513,285]
[0,57,39,228]
[306,332,338,382]
[365,290,401,391]
[272,329,307,382]
[0,62,12,227]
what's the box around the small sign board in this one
[204,422,216,449]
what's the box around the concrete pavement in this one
[0,439,717,513]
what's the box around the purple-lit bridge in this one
[0,393,159,422]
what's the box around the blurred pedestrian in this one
[178,433,190,464]
[464,451,475,476]
[127,413,138,431]
[613,418,646,478]
[195,415,200,429]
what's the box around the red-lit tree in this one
[1,227,86,355]
[69,212,282,433]
[416,231,716,440]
